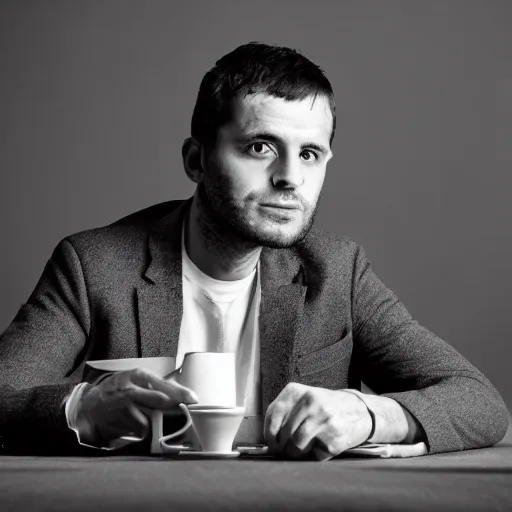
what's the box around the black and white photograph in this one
[0,1,511,510]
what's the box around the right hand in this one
[75,369,198,445]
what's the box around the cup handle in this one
[158,403,195,454]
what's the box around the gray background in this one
[1,1,510,407]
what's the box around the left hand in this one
[264,383,373,460]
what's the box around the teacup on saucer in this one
[157,404,245,454]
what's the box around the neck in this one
[185,194,261,281]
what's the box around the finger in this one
[313,431,344,461]
[129,369,199,404]
[105,416,147,441]
[99,377,172,410]
[276,399,310,452]
[162,372,199,403]
[264,383,306,452]
[124,388,184,410]
[124,402,150,439]
[162,379,199,404]
[264,402,288,453]
[290,415,322,453]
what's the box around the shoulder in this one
[58,199,184,260]
[294,224,386,289]
[283,226,364,289]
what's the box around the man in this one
[0,42,508,459]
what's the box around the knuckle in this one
[106,371,121,386]
[317,401,331,418]
[287,382,304,395]
[267,400,286,421]
[301,390,316,407]
[281,382,299,398]
[131,368,148,379]
[323,417,335,432]
[273,401,287,415]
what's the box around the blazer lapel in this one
[136,199,192,358]
[259,247,307,412]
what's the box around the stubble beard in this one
[196,177,319,249]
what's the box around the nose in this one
[271,154,304,189]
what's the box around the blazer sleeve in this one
[0,239,92,454]
[350,244,509,454]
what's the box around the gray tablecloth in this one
[1,442,511,511]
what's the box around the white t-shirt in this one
[178,225,262,416]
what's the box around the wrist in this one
[342,389,375,442]
[343,389,409,444]
[364,402,376,442]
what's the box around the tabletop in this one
[1,440,511,512]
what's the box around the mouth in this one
[260,203,302,211]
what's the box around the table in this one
[1,441,511,511]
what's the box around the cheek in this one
[211,152,268,195]
[204,169,242,205]
[303,171,326,203]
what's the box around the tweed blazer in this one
[0,198,508,455]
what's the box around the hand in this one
[264,383,372,460]
[75,369,198,445]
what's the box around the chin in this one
[238,225,311,249]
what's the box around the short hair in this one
[191,42,336,148]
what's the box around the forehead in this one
[223,93,333,144]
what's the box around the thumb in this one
[169,379,199,404]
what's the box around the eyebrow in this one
[237,132,329,155]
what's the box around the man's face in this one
[197,93,333,248]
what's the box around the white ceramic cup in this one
[152,352,239,454]
[169,352,237,408]
[158,404,245,453]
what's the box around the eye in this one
[246,142,273,156]
[300,150,318,161]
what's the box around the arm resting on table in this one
[344,389,425,444]
[351,244,509,454]
[0,240,91,454]
[0,383,83,454]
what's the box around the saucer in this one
[176,450,240,458]
[187,404,235,411]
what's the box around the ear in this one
[182,137,205,184]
